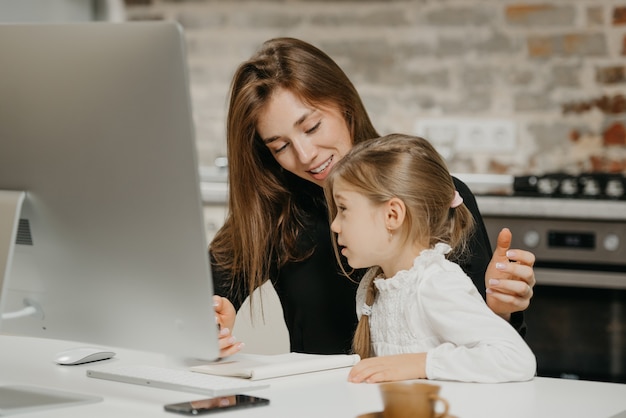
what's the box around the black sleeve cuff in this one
[510,310,527,339]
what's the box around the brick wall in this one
[124,0,626,175]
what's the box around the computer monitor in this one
[0,21,219,361]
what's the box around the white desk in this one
[2,334,625,418]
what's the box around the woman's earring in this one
[388,227,393,242]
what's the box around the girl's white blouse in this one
[356,243,536,383]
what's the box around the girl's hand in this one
[213,295,244,358]
[485,228,536,322]
[347,353,426,383]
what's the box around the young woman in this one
[211,37,536,358]
[324,133,536,383]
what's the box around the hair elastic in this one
[361,303,372,317]
[450,190,463,208]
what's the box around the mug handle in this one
[430,394,449,418]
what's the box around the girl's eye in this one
[305,121,321,134]
[337,205,347,212]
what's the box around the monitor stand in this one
[0,190,25,321]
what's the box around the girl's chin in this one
[344,256,364,269]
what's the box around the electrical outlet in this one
[414,118,516,155]
[457,119,516,152]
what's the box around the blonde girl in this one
[325,134,536,383]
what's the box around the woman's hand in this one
[347,353,427,383]
[485,228,536,321]
[213,295,244,358]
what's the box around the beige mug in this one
[379,382,449,418]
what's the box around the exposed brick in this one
[461,66,495,87]
[613,6,626,25]
[528,33,607,58]
[438,36,469,57]
[603,122,626,145]
[553,65,580,87]
[117,0,626,176]
[528,36,552,57]
[424,6,494,26]
[596,66,626,84]
[562,94,626,114]
[402,69,450,89]
[320,40,395,84]
[395,42,434,59]
[176,12,227,29]
[507,69,534,85]
[311,9,410,27]
[506,4,575,26]
[514,92,552,112]
[587,6,604,26]
[476,31,521,54]
[590,154,626,172]
[528,123,573,151]
[563,33,607,56]
[443,92,492,113]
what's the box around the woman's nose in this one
[292,136,316,164]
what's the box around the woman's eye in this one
[273,142,289,154]
[305,121,321,134]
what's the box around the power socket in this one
[457,119,516,152]
[414,118,516,155]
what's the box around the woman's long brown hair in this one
[210,38,378,307]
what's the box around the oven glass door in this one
[525,284,626,383]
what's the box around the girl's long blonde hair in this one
[324,134,475,359]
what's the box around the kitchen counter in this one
[199,180,626,222]
[475,195,626,221]
[453,172,626,221]
[201,181,228,204]
[199,166,228,204]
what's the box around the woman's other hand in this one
[485,228,536,321]
[213,295,244,357]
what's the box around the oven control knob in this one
[603,234,620,252]
[523,230,540,248]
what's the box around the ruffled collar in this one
[374,243,451,291]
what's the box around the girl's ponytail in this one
[352,267,380,359]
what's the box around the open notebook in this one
[191,353,361,381]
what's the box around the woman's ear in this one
[385,197,406,231]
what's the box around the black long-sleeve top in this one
[211,177,525,354]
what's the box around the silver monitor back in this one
[0,22,219,361]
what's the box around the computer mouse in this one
[54,347,116,366]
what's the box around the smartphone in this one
[164,394,269,415]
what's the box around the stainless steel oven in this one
[472,173,626,383]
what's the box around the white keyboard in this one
[86,365,270,396]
